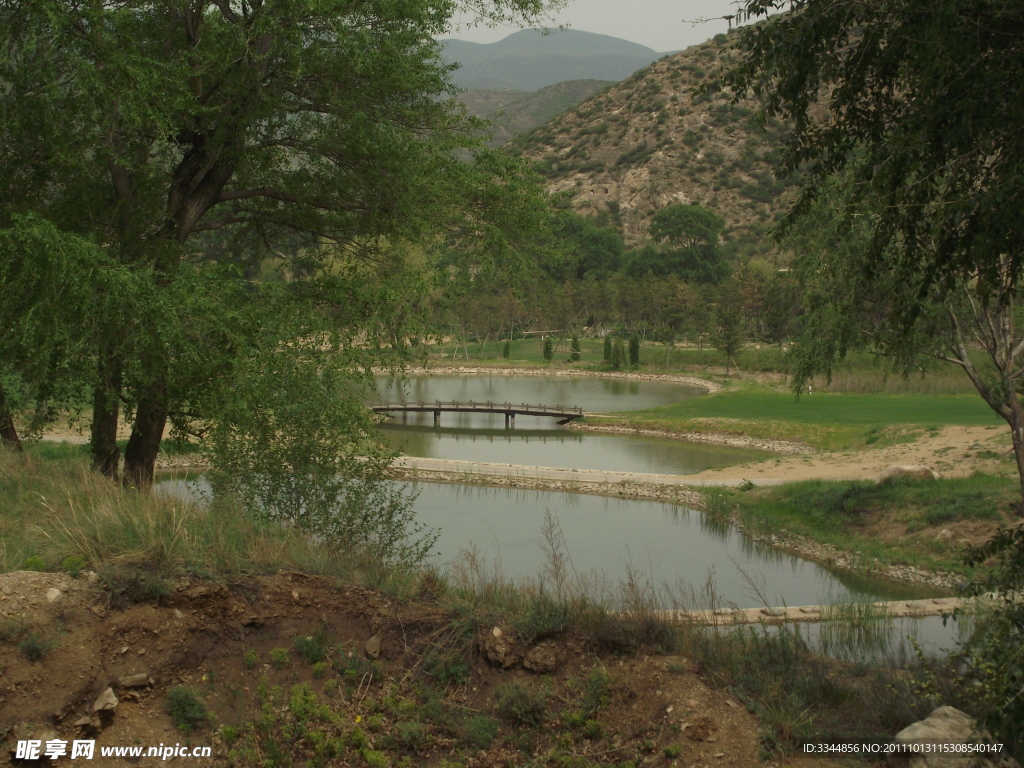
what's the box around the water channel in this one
[374,373,770,474]
[160,371,967,662]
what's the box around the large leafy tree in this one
[727,2,1024,745]
[0,0,558,488]
[726,0,1024,499]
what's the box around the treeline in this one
[433,204,801,357]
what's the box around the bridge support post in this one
[506,412,515,429]
[433,410,440,427]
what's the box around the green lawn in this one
[645,388,1000,427]
[590,383,1003,449]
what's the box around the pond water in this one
[157,477,932,608]
[374,374,769,474]
[156,477,962,660]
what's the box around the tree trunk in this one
[122,387,167,490]
[0,382,22,453]
[90,353,122,479]
[1010,418,1024,517]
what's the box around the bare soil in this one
[0,570,843,768]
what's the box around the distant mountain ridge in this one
[441,29,664,92]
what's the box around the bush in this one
[493,680,549,726]
[165,687,208,733]
[570,336,581,362]
[603,335,611,362]
[502,340,510,359]
[543,337,554,362]
[461,715,499,749]
[628,334,640,367]
[294,631,328,664]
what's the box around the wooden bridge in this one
[371,400,585,428]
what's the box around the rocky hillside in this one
[460,80,614,147]
[511,32,800,259]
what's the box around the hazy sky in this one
[448,0,743,53]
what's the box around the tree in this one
[782,178,1024,750]
[543,336,554,362]
[603,335,612,362]
[649,204,725,250]
[628,334,640,368]
[0,0,559,488]
[570,336,581,362]
[637,204,730,284]
[712,282,745,376]
[728,0,1024,313]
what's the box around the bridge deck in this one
[371,400,584,420]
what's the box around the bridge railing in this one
[371,400,584,415]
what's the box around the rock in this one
[45,588,62,603]
[480,629,520,669]
[523,642,561,673]
[74,715,102,737]
[878,465,940,484]
[364,634,382,660]
[92,687,118,713]
[890,706,1020,768]
[173,608,184,619]
[117,673,151,689]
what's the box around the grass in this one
[428,339,982,394]
[0,445,414,588]
[3,447,1021,761]
[711,474,1018,575]
[594,381,1001,449]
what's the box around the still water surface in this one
[374,374,768,474]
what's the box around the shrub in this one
[603,335,612,362]
[493,680,549,726]
[628,334,640,367]
[543,337,554,362]
[570,336,581,362]
[270,647,290,668]
[461,715,499,749]
[165,687,208,733]
[294,631,328,664]
[19,632,53,661]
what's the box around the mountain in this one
[510,32,800,260]
[441,29,663,92]
[460,80,615,147]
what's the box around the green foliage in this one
[603,335,612,362]
[461,715,499,750]
[294,631,329,665]
[649,204,725,250]
[270,648,291,669]
[493,680,549,726]
[422,649,472,687]
[570,336,581,362]
[611,340,625,370]
[165,687,208,734]
[728,0,1024,298]
[962,525,1024,755]
[513,593,571,643]
[243,650,259,670]
[60,556,87,577]
[0,0,561,494]
[23,555,45,572]
[543,337,554,362]
[503,340,510,359]
[19,632,53,661]
[628,334,640,367]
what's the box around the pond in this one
[155,477,963,661]
[374,373,769,474]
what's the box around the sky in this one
[447,0,744,53]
